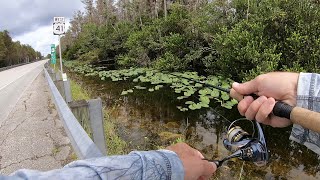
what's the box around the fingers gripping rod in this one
[169,73,320,133]
[230,89,320,133]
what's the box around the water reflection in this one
[70,73,320,179]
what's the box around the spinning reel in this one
[212,119,269,167]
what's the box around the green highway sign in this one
[51,44,56,64]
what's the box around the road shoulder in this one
[0,70,75,175]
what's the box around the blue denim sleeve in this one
[290,72,320,155]
[1,150,184,180]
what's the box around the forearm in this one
[290,72,320,155]
[4,150,184,180]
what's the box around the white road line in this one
[0,62,44,91]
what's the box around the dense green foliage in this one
[0,30,41,68]
[62,0,320,82]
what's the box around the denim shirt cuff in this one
[289,72,320,155]
[131,149,185,180]
[157,149,185,180]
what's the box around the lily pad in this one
[199,88,212,95]
[189,103,202,110]
[210,89,220,98]
[199,102,210,108]
[206,76,219,85]
[111,77,119,81]
[221,92,230,101]
[121,91,128,95]
[195,83,203,87]
[155,85,164,90]
[185,101,194,105]
[177,96,188,100]
[199,95,210,104]
[135,86,147,90]
[133,78,139,82]
[121,89,133,95]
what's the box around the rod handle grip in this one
[230,89,320,133]
[272,101,292,119]
[273,102,320,133]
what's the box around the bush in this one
[78,49,100,63]
[153,52,188,71]
[63,0,320,82]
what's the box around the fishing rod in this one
[168,72,320,133]
[168,72,231,93]
[165,72,320,168]
[232,90,320,133]
[168,72,320,167]
[167,73,270,167]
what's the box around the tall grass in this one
[69,78,128,155]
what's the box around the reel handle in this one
[230,89,320,133]
[202,159,222,167]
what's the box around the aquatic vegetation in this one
[65,61,238,111]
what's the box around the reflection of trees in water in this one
[70,72,320,179]
[264,125,320,178]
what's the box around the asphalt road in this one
[0,61,74,175]
[0,60,48,124]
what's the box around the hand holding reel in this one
[208,118,269,167]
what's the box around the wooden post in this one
[68,98,107,154]
[69,100,93,138]
[88,98,107,155]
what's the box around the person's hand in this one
[166,143,216,180]
[230,72,299,127]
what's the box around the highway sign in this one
[53,22,65,35]
[53,17,66,35]
[53,17,65,74]
[51,44,56,64]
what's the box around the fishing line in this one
[210,107,232,124]
[167,72,231,93]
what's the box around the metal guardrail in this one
[44,67,104,159]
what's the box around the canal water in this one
[70,72,320,179]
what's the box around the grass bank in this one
[69,79,128,155]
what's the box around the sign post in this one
[53,17,66,81]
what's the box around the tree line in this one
[0,30,42,68]
[61,0,320,81]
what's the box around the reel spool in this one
[222,119,269,166]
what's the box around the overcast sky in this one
[0,0,84,56]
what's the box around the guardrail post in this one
[46,66,106,155]
[69,100,93,138]
[48,69,56,81]
[44,68,103,159]
[88,98,107,154]
[64,80,72,103]
[56,72,62,81]
[55,80,66,101]
[54,79,72,103]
